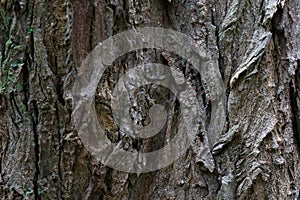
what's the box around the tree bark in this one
[0,0,300,199]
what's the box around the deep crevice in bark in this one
[104,167,113,195]
[209,1,230,132]
[290,60,300,152]
[27,1,40,198]
[30,100,40,200]
[10,95,22,132]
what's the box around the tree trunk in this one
[0,0,299,199]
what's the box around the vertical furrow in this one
[30,100,40,200]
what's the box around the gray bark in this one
[0,0,299,199]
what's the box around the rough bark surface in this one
[0,0,299,199]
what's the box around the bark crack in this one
[290,60,300,153]
[27,0,40,198]
[30,100,40,200]
[209,2,230,132]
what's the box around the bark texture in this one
[0,0,300,199]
